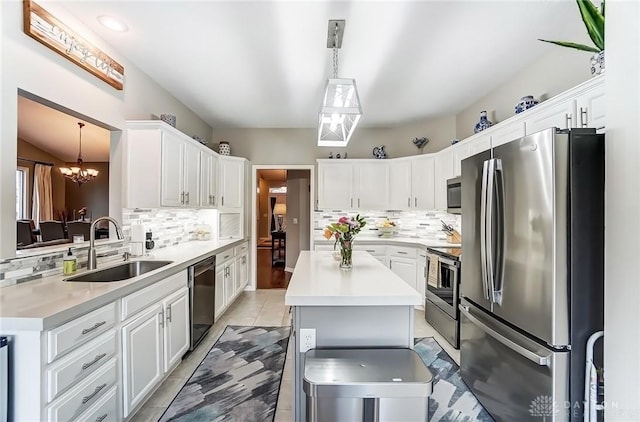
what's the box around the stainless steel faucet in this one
[87,216,125,270]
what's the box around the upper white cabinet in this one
[525,99,575,134]
[434,150,454,210]
[388,160,412,210]
[218,157,245,210]
[126,121,247,210]
[353,161,389,210]
[200,152,219,208]
[317,161,353,209]
[489,121,524,148]
[160,137,199,207]
[575,82,605,130]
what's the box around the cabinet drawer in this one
[354,243,386,257]
[387,245,417,259]
[74,385,118,422]
[216,248,234,265]
[234,242,248,256]
[47,303,116,363]
[46,358,117,422]
[121,271,187,321]
[47,330,117,402]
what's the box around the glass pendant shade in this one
[317,78,362,147]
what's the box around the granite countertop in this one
[285,251,422,307]
[0,239,247,331]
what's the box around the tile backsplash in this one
[314,210,461,241]
[0,208,218,288]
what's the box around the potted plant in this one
[539,0,605,75]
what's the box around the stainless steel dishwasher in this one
[189,256,216,351]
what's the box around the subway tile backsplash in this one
[0,208,217,288]
[314,210,461,241]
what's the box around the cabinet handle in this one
[159,310,164,327]
[181,192,185,205]
[81,321,106,335]
[358,198,360,207]
[167,304,172,323]
[213,195,216,205]
[350,198,353,208]
[565,113,572,128]
[222,196,224,206]
[408,198,411,207]
[397,251,408,255]
[95,414,108,422]
[186,192,190,205]
[415,197,418,207]
[580,107,588,127]
[316,199,318,209]
[82,383,107,404]
[82,353,107,371]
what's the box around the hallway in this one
[256,247,291,289]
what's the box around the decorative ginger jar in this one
[515,96,539,114]
[219,141,231,156]
[474,111,493,134]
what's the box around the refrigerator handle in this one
[485,159,497,302]
[492,159,505,305]
[460,305,551,367]
[480,160,490,300]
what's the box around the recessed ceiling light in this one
[97,15,129,32]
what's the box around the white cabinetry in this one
[236,252,248,294]
[200,152,219,207]
[575,83,605,130]
[121,272,189,417]
[525,99,575,134]
[219,157,245,209]
[434,150,454,210]
[317,161,352,209]
[490,121,524,148]
[388,157,435,210]
[215,246,237,318]
[353,161,388,209]
[389,258,417,290]
[159,132,200,207]
[417,249,427,303]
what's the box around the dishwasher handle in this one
[193,257,216,278]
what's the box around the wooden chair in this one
[39,220,66,242]
[67,221,92,242]
[16,220,36,247]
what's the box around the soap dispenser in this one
[63,248,77,275]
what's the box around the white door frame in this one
[249,164,315,290]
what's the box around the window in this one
[16,166,28,220]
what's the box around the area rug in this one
[414,337,494,422]
[159,325,290,422]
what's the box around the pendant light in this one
[317,19,362,147]
[59,122,99,186]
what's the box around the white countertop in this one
[285,251,422,307]
[0,239,246,331]
[313,236,460,249]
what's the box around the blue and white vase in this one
[474,111,493,134]
[218,141,231,156]
[160,114,176,127]
[590,51,605,76]
[372,145,387,159]
[515,96,539,114]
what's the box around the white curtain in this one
[32,164,53,228]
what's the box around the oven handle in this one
[438,257,458,267]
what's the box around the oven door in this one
[425,256,459,318]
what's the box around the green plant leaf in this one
[577,0,605,51]
[538,39,600,53]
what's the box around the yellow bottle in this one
[63,248,77,275]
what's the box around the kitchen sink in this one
[65,260,173,282]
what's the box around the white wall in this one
[0,0,211,258]
[211,114,456,164]
[604,1,640,420]
[455,48,592,139]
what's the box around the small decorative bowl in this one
[377,226,396,237]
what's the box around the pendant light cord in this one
[77,122,85,164]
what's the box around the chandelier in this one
[317,19,362,147]
[59,122,99,186]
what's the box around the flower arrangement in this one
[323,214,366,269]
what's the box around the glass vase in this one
[340,240,353,270]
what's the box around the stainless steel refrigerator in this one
[459,128,604,422]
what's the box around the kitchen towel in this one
[428,254,439,287]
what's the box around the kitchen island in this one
[285,250,422,421]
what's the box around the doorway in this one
[251,166,314,289]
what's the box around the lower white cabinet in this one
[388,257,417,290]
[215,265,226,319]
[122,304,164,417]
[122,282,190,417]
[215,246,239,318]
[224,260,236,305]
[236,253,248,294]
[75,384,118,422]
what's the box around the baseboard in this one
[285,266,294,273]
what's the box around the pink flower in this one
[338,216,349,224]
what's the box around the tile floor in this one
[131,289,459,422]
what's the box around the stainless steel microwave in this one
[446,177,462,214]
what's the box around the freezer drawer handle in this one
[460,306,551,367]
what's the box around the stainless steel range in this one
[425,246,462,348]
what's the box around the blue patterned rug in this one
[159,325,290,422]
[415,337,494,422]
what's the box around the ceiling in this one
[18,96,111,162]
[258,169,287,182]
[63,1,589,130]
